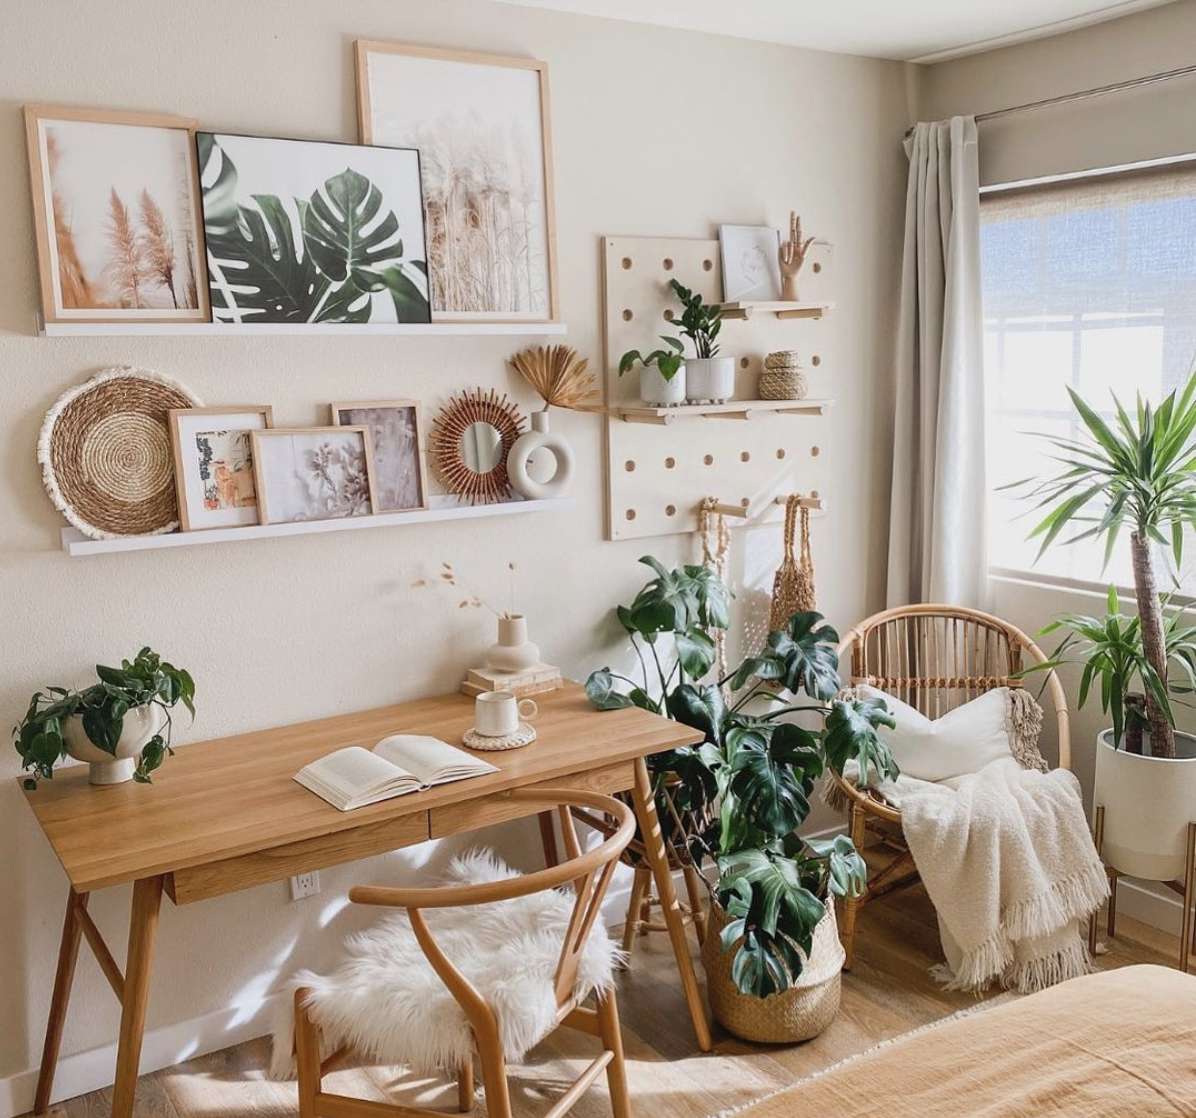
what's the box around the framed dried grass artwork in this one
[197,132,430,325]
[24,104,209,325]
[251,427,378,525]
[331,400,425,513]
[168,406,274,531]
[356,40,558,323]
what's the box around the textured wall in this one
[0,0,910,1088]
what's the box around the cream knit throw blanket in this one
[881,758,1109,993]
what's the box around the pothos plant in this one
[14,648,195,785]
[617,278,724,382]
[587,558,897,997]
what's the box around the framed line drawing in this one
[25,104,209,325]
[355,40,559,324]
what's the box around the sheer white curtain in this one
[887,116,987,607]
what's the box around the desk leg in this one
[112,876,164,1118]
[631,756,712,1053]
[34,890,88,1114]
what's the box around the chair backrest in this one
[838,604,1071,770]
[350,788,635,1017]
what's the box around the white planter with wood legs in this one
[1094,728,1196,881]
[684,357,735,403]
[638,364,686,406]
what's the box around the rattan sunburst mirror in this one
[428,388,526,504]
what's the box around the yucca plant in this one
[1007,373,1196,758]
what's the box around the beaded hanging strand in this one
[698,496,732,693]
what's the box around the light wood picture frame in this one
[251,427,378,525]
[330,399,427,512]
[168,406,274,532]
[24,104,210,325]
[355,40,559,324]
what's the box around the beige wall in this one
[0,0,910,1101]
[919,0,1196,186]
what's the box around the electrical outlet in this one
[290,871,321,900]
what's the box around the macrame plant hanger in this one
[698,497,731,693]
[769,494,817,632]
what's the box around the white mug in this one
[475,691,538,737]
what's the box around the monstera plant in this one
[587,558,896,1001]
[198,134,430,324]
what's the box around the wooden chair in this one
[295,788,636,1118]
[830,604,1071,969]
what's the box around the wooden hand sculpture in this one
[778,211,815,301]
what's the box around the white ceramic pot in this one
[1094,728,1196,881]
[685,357,735,403]
[61,704,167,785]
[639,363,686,406]
[508,411,575,500]
[486,614,541,672]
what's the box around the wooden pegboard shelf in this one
[716,300,835,321]
[609,399,832,425]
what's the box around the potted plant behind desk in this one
[1007,373,1196,883]
[586,557,895,1041]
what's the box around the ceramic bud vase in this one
[61,704,167,785]
[508,410,575,499]
[639,363,686,406]
[685,357,735,403]
[486,614,541,672]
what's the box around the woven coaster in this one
[38,366,201,539]
[463,722,538,751]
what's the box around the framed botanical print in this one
[355,40,559,323]
[168,406,274,531]
[251,427,378,524]
[197,132,430,325]
[24,104,209,325]
[331,400,426,512]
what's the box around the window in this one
[981,163,1196,593]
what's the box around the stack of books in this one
[460,662,563,698]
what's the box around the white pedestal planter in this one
[685,357,735,403]
[1094,729,1196,881]
[638,364,686,406]
[61,704,167,784]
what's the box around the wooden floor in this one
[35,886,1179,1118]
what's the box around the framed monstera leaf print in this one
[197,132,430,325]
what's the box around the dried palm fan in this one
[508,345,597,409]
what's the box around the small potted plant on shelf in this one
[586,557,895,1041]
[1008,372,1196,883]
[15,648,195,786]
[618,336,686,407]
[669,279,734,404]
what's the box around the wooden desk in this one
[22,683,710,1117]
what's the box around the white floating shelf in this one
[40,320,568,338]
[608,398,832,425]
[716,301,835,321]
[59,495,574,557]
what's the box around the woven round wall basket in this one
[38,367,202,540]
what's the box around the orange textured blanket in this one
[726,965,1196,1117]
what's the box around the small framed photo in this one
[331,400,425,513]
[251,427,378,525]
[24,104,209,325]
[719,224,782,302]
[169,406,274,531]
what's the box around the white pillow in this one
[858,685,1014,783]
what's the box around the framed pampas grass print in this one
[24,105,209,325]
[356,40,559,324]
[331,400,426,513]
[251,427,378,525]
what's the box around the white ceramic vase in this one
[1094,729,1196,881]
[685,357,735,403]
[486,614,541,672]
[639,363,686,406]
[508,411,575,500]
[61,704,167,785]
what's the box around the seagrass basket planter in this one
[702,899,844,1043]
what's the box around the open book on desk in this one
[295,734,498,812]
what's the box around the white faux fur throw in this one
[269,850,621,1078]
[882,758,1108,994]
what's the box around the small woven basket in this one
[759,351,808,401]
[702,899,843,1043]
[769,496,816,630]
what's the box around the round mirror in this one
[461,422,503,474]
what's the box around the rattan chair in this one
[295,788,636,1118]
[830,604,1071,969]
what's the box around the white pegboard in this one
[601,235,831,541]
